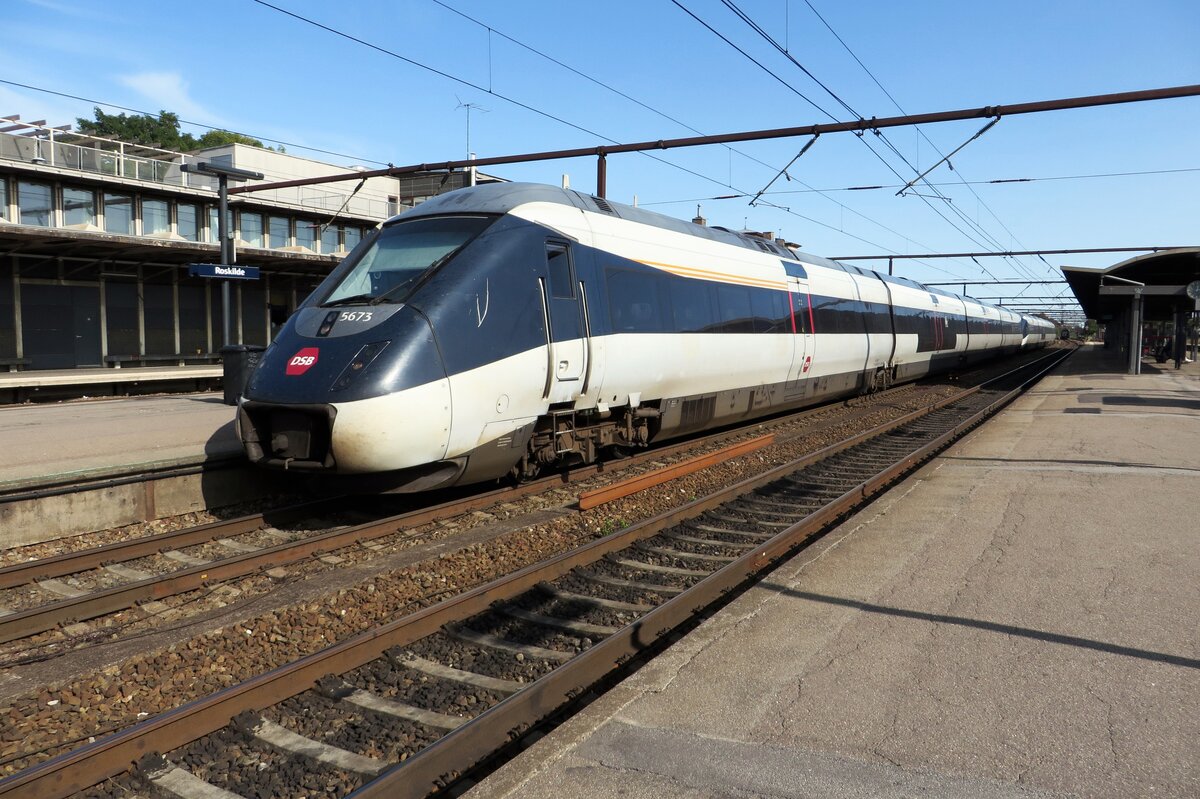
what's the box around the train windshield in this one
[321,215,495,306]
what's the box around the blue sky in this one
[2,0,1197,308]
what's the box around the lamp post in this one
[181,161,264,347]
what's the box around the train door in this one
[539,241,588,404]
[871,272,897,366]
[784,275,814,394]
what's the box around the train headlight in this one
[331,341,391,391]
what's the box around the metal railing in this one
[0,129,397,221]
[0,129,182,185]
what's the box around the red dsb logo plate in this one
[286,347,319,376]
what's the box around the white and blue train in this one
[237,182,1054,492]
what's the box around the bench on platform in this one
[0,358,31,372]
[105,354,221,368]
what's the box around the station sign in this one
[188,263,261,280]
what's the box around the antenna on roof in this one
[455,96,489,159]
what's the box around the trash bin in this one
[220,344,266,406]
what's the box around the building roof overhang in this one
[0,223,340,275]
[1063,248,1200,322]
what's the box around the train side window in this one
[606,268,665,333]
[546,243,574,299]
[669,278,715,332]
[715,284,754,333]
[750,287,780,333]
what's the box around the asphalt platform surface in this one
[0,392,238,489]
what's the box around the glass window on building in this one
[295,219,317,252]
[144,282,175,353]
[242,283,268,346]
[268,216,289,248]
[0,176,8,221]
[62,187,97,228]
[240,211,263,247]
[177,203,199,241]
[344,226,362,251]
[207,206,220,243]
[104,192,134,235]
[210,287,227,349]
[15,253,57,280]
[320,224,340,254]
[179,283,208,355]
[105,280,140,356]
[0,258,15,358]
[18,181,52,226]
[143,198,169,236]
[269,281,292,335]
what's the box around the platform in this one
[0,393,264,548]
[0,392,240,490]
[0,364,222,404]
[468,344,1200,799]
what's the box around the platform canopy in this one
[1062,248,1200,322]
[0,223,337,275]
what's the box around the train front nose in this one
[323,377,453,473]
[237,306,455,483]
[238,402,337,468]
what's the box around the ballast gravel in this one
[0,379,969,779]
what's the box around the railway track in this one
[0,368,948,650]
[0,347,1071,798]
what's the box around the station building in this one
[0,118,490,370]
[1063,248,1200,372]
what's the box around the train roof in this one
[391,181,825,262]
[393,182,1040,324]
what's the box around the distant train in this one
[236,182,1055,492]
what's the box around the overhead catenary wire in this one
[0,77,388,166]
[669,0,989,269]
[251,0,617,148]
[239,4,1200,283]
[249,0,961,270]
[226,76,1200,288]
[715,0,1044,281]
[644,166,1200,200]
[749,134,819,207]
[800,0,1052,279]
[686,0,1006,280]
[231,88,1200,193]
[895,117,1001,196]
[216,18,1200,279]
[318,176,368,235]
[428,0,944,259]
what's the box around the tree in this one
[195,129,281,152]
[76,108,185,149]
[75,107,280,152]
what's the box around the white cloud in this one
[117,71,226,128]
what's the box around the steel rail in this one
[0,379,882,589]
[0,501,335,590]
[577,434,775,510]
[0,471,574,644]
[0,348,1068,798]
[0,375,934,644]
[353,349,1073,799]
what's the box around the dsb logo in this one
[286,347,319,376]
